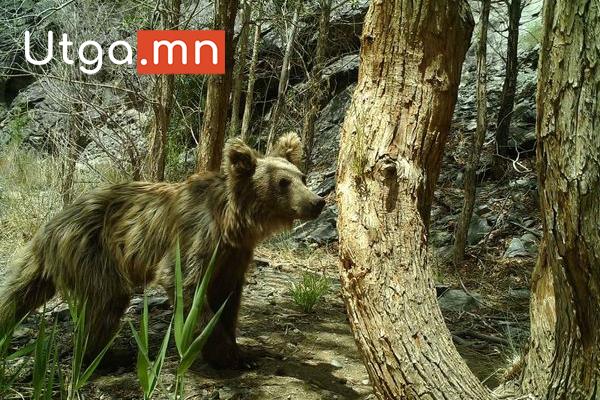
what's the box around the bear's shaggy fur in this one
[0,133,324,369]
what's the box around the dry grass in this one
[0,146,63,271]
[0,146,127,272]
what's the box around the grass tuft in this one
[290,272,331,313]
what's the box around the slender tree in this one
[266,2,300,152]
[335,0,487,398]
[300,0,331,172]
[197,0,239,172]
[453,0,491,265]
[228,0,252,137]
[240,23,261,140]
[146,0,182,181]
[493,0,521,176]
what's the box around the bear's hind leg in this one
[0,248,55,336]
[82,291,131,364]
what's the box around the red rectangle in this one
[137,30,225,75]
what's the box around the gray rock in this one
[504,238,529,258]
[467,216,492,245]
[292,205,338,244]
[504,233,538,258]
[508,288,531,301]
[438,289,481,312]
[322,54,359,80]
[508,125,536,153]
[310,85,355,170]
[430,230,453,247]
[312,171,336,197]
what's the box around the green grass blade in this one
[149,320,172,396]
[44,319,59,400]
[181,241,220,350]
[173,239,184,356]
[71,300,88,388]
[139,294,150,393]
[76,328,119,390]
[32,312,48,400]
[177,296,229,375]
[129,321,150,393]
[6,342,35,360]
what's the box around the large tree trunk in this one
[228,0,251,137]
[453,0,490,266]
[146,0,181,181]
[521,0,600,398]
[197,0,239,173]
[240,23,260,140]
[335,1,490,399]
[266,5,300,152]
[300,0,331,172]
[492,0,521,177]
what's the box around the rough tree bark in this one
[520,0,600,398]
[453,0,491,266]
[146,0,181,181]
[228,0,251,137]
[61,103,89,206]
[266,4,300,152]
[300,0,331,172]
[240,23,260,140]
[197,0,239,172]
[493,0,521,176]
[335,1,492,399]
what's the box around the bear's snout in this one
[310,197,326,218]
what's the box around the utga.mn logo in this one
[24,30,225,75]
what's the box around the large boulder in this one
[292,204,338,245]
[310,84,355,170]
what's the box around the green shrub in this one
[290,272,331,313]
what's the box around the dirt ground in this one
[3,233,532,400]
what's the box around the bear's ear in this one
[224,138,257,177]
[269,132,303,168]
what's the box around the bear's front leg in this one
[201,280,245,369]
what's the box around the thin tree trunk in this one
[453,0,490,266]
[266,5,300,152]
[240,23,260,140]
[300,0,331,172]
[336,1,489,399]
[228,0,251,137]
[492,0,521,177]
[197,0,239,173]
[145,0,181,181]
[61,103,89,206]
[521,0,600,398]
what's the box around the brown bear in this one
[0,132,325,369]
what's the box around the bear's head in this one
[223,132,325,233]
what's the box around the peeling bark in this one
[335,1,491,398]
[522,1,600,398]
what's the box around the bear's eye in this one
[279,178,291,188]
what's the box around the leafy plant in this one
[0,315,35,395]
[129,240,228,399]
[129,295,172,400]
[290,272,331,313]
[172,239,228,397]
[32,312,62,400]
[67,300,119,399]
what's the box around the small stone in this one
[438,289,481,312]
[330,359,343,368]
